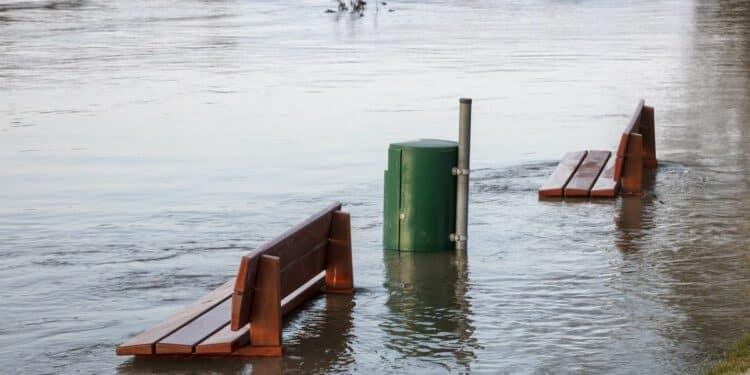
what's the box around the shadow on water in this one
[381,250,478,372]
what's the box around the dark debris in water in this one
[326,0,394,16]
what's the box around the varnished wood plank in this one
[197,272,325,354]
[230,256,258,331]
[116,279,234,356]
[155,298,233,354]
[564,150,611,197]
[232,203,340,330]
[640,105,657,168]
[326,212,353,293]
[248,202,341,270]
[329,211,351,243]
[282,271,326,316]
[326,228,354,294]
[280,241,327,298]
[590,155,619,197]
[195,324,249,354]
[621,133,643,196]
[614,100,645,181]
[620,99,645,144]
[538,151,587,198]
[250,255,282,347]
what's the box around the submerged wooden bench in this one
[116,202,354,357]
[538,100,657,198]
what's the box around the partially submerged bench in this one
[116,203,353,357]
[538,100,657,198]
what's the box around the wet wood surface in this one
[538,151,587,198]
[231,202,340,329]
[564,150,611,197]
[590,156,619,197]
[640,105,657,168]
[280,241,327,298]
[195,271,326,354]
[249,255,282,347]
[326,211,354,293]
[195,324,249,354]
[116,280,234,355]
[620,133,643,196]
[231,255,258,331]
[155,298,233,354]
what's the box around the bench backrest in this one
[230,202,342,330]
[613,99,645,181]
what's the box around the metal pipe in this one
[455,98,471,250]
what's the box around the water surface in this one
[2,0,750,373]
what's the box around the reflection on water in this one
[614,169,656,251]
[282,294,356,372]
[3,0,750,373]
[381,251,477,371]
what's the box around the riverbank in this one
[707,335,750,375]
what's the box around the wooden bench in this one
[116,202,354,357]
[538,100,656,198]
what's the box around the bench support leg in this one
[326,211,354,294]
[640,105,657,169]
[621,133,643,196]
[248,255,282,354]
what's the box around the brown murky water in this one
[2,0,750,373]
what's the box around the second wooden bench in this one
[538,100,657,199]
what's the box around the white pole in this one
[455,98,471,250]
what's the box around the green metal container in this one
[383,139,458,252]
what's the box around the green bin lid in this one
[389,139,457,151]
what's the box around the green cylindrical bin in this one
[383,139,458,252]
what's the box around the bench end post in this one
[326,211,354,294]
[640,105,657,169]
[249,255,282,349]
[621,133,643,196]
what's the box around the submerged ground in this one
[2,0,750,373]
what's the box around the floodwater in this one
[2,0,750,373]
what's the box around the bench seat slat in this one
[564,150,611,197]
[538,151,587,198]
[115,279,234,356]
[155,298,233,354]
[590,155,619,197]
[194,325,250,354]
